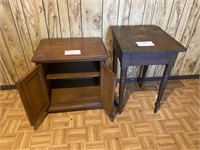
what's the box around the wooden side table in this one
[16,38,117,130]
[111,25,187,113]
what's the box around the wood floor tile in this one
[0,79,199,149]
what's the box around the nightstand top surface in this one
[111,25,186,53]
[32,38,108,63]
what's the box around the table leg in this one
[113,49,117,74]
[154,64,173,113]
[118,68,128,114]
[138,65,148,87]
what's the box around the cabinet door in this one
[100,62,117,121]
[16,65,50,130]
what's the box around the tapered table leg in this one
[113,49,117,74]
[118,68,128,114]
[154,64,173,113]
[138,65,148,87]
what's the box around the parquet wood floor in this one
[0,79,199,150]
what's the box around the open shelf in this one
[46,61,102,113]
[48,86,102,112]
[46,61,100,80]
[47,71,100,80]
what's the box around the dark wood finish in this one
[138,65,148,87]
[111,25,187,113]
[46,61,100,74]
[154,64,173,113]
[100,62,117,121]
[16,65,50,130]
[118,68,128,114]
[112,25,186,53]
[0,85,16,90]
[113,47,117,74]
[47,72,100,80]
[50,78,99,88]
[46,61,100,79]
[17,38,116,129]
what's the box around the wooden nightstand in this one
[111,25,187,114]
[16,38,117,130]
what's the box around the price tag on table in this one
[136,41,155,47]
[65,50,81,55]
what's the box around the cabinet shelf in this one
[48,86,102,112]
[46,71,100,80]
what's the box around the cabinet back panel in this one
[50,77,99,88]
[46,61,100,74]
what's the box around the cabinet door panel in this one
[16,65,50,130]
[100,62,117,121]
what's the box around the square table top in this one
[111,25,186,53]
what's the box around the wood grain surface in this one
[0,30,18,84]
[0,61,9,85]
[68,0,82,37]
[129,0,145,25]
[8,0,35,70]
[81,0,102,37]
[118,0,132,25]
[20,0,48,50]
[43,0,61,38]
[193,57,200,74]
[142,0,156,25]
[102,0,119,67]
[0,0,29,79]
[179,16,200,75]
[172,0,200,76]
[57,0,70,38]
[166,0,186,38]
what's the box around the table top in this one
[111,25,186,53]
[32,38,108,63]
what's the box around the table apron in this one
[129,52,178,66]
